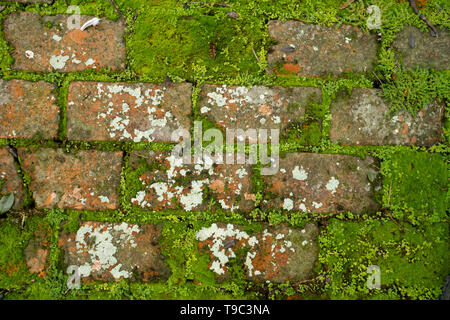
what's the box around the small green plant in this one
[381,68,449,116]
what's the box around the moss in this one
[319,217,449,300]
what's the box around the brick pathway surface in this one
[58,221,171,282]
[392,26,449,70]
[67,82,192,142]
[4,12,126,72]
[268,21,378,76]
[0,79,59,139]
[0,8,447,290]
[330,88,444,146]
[18,148,123,210]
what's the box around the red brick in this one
[0,147,25,209]
[262,153,381,214]
[4,12,126,72]
[196,222,318,283]
[18,148,123,210]
[129,150,255,212]
[330,88,444,146]
[268,21,378,76]
[58,221,171,282]
[67,82,192,142]
[0,79,60,139]
[392,27,449,70]
[24,226,52,276]
[198,85,320,133]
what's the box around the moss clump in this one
[319,218,449,300]
[381,68,449,116]
[381,150,448,225]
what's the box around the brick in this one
[330,88,444,146]
[262,153,381,214]
[196,222,318,283]
[67,82,192,142]
[129,150,255,212]
[24,226,51,276]
[0,79,60,139]
[267,20,378,76]
[4,12,126,72]
[18,148,123,210]
[58,221,171,282]
[0,147,24,209]
[392,26,449,70]
[198,85,321,133]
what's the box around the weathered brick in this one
[18,148,123,210]
[0,147,24,209]
[196,222,318,283]
[268,20,378,76]
[4,12,126,72]
[0,79,60,139]
[25,226,51,276]
[129,150,255,212]
[392,26,449,70]
[330,88,444,146]
[262,153,381,214]
[198,85,321,133]
[58,221,171,282]
[67,82,192,142]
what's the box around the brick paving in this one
[330,88,444,146]
[262,153,381,214]
[58,221,171,282]
[18,148,123,210]
[267,21,378,76]
[67,82,192,142]
[0,8,447,291]
[4,12,126,72]
[392,26,449,70]
[0,79,60,140]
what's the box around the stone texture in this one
[0,79,60,139]
[392,26,449,70]
[18,148,123,210]
[196,222,318,283]
[67,82,192,142]
[330,88,444,146]
[198,85,321,134]
[0,147,24,209]
[129,150,255,212]
[4,12,126,72]
[58,221,171,282]
[268,20,378,76]
[262,153,381,214]
[24,226,51,276]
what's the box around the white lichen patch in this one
[197,223,299,278]
[50,54,69,70]
[292,165,308,181]
[283,198,294,211]
[72,223,140,280]
[326,176,340,194]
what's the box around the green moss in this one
[381,150,448,225]
[319,217,449,300]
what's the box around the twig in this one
[385,210,407,231]
[251,47,261,64]
[183,2,232,8]
[109,0,125,19]
[339,0,356,10]
[409,0,439,36]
